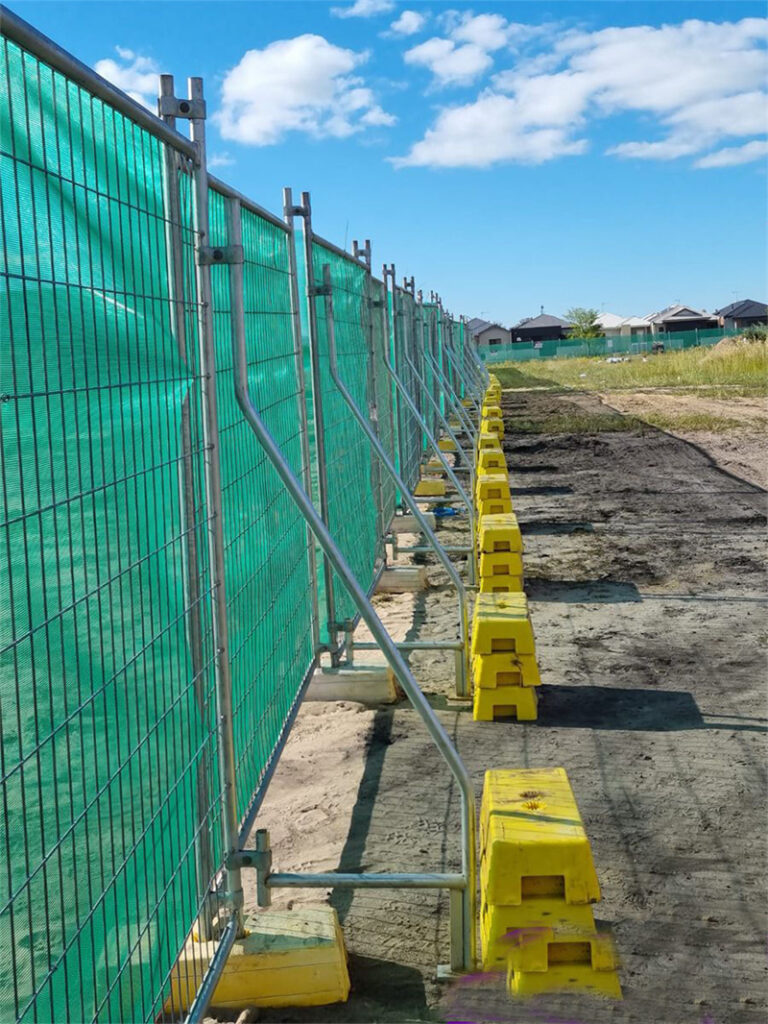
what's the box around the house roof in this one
[476,322,509,334]
[595,312,626,328]
[714,299,767,319]
[620,316,650,328]
[513,313,573,330]
[467,317,491,332]
[644,304,718,324]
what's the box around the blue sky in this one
[9,0,768,324]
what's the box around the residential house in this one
[474,323,512,349]
[714,299,767,330]
[511,312,573,343]
[595,312,626,337]
[644,304,719,335]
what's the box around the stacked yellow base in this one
[478,513,522,554]
[477,449,506,472]
[414,479,446,497]
[165,906,350,1013]
[474,684,538,721]
[479,575,524,593]
[473,651,541,689]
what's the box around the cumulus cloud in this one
[94,47,160,109]
[404,37,492,86]
[389,10,427,36]
[215,35,395,145]
[695,138,768,168]
[395,17,768,168]
[208,152,235,168]
[332,0,395,18]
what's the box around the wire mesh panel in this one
[310,240,380,629]
[369,275,396,533]
[0,35,226,1024]
[207,189,316,826]
[392,287,422,491]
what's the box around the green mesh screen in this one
[0,36,226,1024]
[207,188,316,822]
[369,276,396,527]
[310,242,379,630]
[392,288,422,491]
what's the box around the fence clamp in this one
[157,95,207,120]
[309,283,332,297]
[197,245,244,266]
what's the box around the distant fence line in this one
[479,327,742,364]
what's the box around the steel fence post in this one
[284,187,321,653]
[188,76,244,935]
[158,72,215,941]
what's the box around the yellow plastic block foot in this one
[476,473,511,503]
[481,403,502,419]
[478,513,523,554]
[478,449,507,472]
[480,417,505,438]
[481,898,596,970]
[480,768,601,907]
[479,551,523,577]
[471,592,535,657]
[479,575,524,593]
[166,906,350,1012]
[461,397,474,408]
[473,652,541,689]
[426,457,445,472]
[507,926,618,974]
[473,684,538,721]
[477,432,503,452]
[477,497,513,517]
[438,438,457,452]
[414,479,446,497]
[508,957,622,999]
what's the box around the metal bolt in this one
[179,101,190,114]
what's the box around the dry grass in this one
[494,339,768,394]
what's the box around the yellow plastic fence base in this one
[507,927,617,974]
[477,432,503,452]
[481,898,596,970]
[473,683,538,721]
[477,497,513,518]
[426,457,445,472]
[471,593,535,657]
[165,907,350,1013]
[473,652,541,689]
[476,473,511,503]
[508,962,622,999]
[481,404,502,419]
[479,768,601,907]
[479,575,524,593]
[478,513,523,554]
[478,449,507,472]
[479,551,523,577]
[480,417,504,438]
[461,397,474,408]
[414,479,446,497]
[438,438,457,452]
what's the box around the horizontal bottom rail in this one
[354,639,463,651]
[256,869,465,890]
[394,544,473,554]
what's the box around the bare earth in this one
[221,386,767,1024]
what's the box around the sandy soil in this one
[219,387,767,1024]
[599,389,768,489]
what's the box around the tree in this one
[565,307,605,339]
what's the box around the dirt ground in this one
[222,385,767,1024]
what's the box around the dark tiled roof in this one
[714,299,767,319]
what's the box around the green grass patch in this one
[495,340,768,393]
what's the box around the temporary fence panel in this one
[0,33,227,1024]
[207,188,317,826]
[309,239,380,631]
[393,287,424,490]
[480,328,740,365]
[369,275,397,532]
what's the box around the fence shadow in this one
[520,519,595,536]
[536,684,768,733]
[525,579,642,603]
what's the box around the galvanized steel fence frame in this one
[0,8,488,1023]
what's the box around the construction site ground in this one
[224,379,767,1024]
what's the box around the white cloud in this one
[332,0,394,18]
[395,17,768,168]
[391,93,588,168]
[208,152,235,168]
[94,48,160,109]
[215,35,395,145]
[451,13,511,51]
[389,10,427,36]
[695,139,768,168]
[404,37,492,86]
